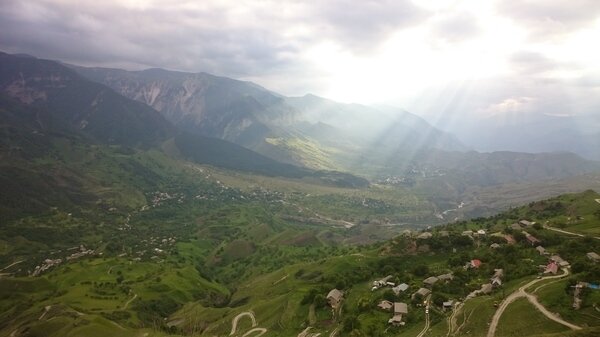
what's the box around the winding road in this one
[230,312,260,336]
[486,268,580,337]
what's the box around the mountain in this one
[438,112,600,161]
[69,66,287,145]
[0,52,173,147]
[72,65,467,171]
[0,53,369,220]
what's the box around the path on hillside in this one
[297,327,322,337]
[123,293,137,309]
[230,312,258,336]
[314,213,356,229]
[487,269,580,337]
[447,301,465,337]
[416,295,431,337]
[241,327,267,337]
[543,225,600,240]
[1,260,24,271]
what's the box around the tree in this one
[413,264,429,277]
[432,293,448,306]
[313,294,327,308]
[343,315,360,332]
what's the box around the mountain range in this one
[1,51,600,221]
[71,64,467,172]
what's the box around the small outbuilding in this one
[327,289,344,307]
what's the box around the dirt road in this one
[487,269,580,337]
[446,301,464,337]
[230,312,259,336]
[416,295,431,337]
[544,225,600,240]
[241,327,267,337]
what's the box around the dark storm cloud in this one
[0,1,305,77]
[498,0,600,39]
[0,0,428,79]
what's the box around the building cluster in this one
[31,245,96,276]
[377,301,409,326]
[31,258,62,276]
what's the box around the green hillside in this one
[1,189,599,337]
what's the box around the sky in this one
[1,0,600,130]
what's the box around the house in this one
[373,275,394,288]
[417,232,433,240]
[587,252,600,263]
[437,273,454,282]
[327,289,344,307]
[536,246,547,255]
[388,302,409,326]
[551,255,570,268]
[378,300,394,311]
[412,287,431,299]
[490,269,503,287]
[490,243,501,249]
[544,262,558,274]
[392,283,409,295]
[443,300,454,309]
[504,235,516,245]
[388,315,404,326]
[394,302,409,315]
[524,232,540,246]
[423,276,439,287]
[470,259,482,269]
[462,230,474,237]
[510,223,522,231]
[476,229,486,236]
[519,220,535,227]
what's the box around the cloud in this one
[307,0,429,51]
[429,11,481,43]
[0,1,301,77]
[509,51,559,75]
[497,0,600,39]
[480,96,537,117]
[0,0,428,80]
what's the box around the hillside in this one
[1,185,599,337]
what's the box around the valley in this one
[0,52,599,337]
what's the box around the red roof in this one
[471,259,482,268]
[545,262,558,274]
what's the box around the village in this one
[320,218,600,333]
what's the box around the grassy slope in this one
[496,297,568,337]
